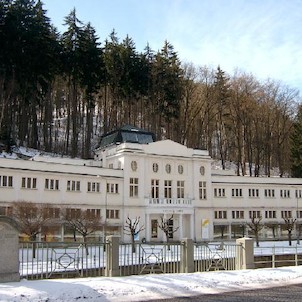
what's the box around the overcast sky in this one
[42,0,302,92]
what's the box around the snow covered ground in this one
[1,266,302,302]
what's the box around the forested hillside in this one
[0,0,301,176]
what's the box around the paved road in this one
[145,283,302,301]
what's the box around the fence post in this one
[180,238,194,273]
[236,237,254,270]
[105,235,120,277]
[0,216,20,282]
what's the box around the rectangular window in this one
[66,208,81,219]
[264,189,275,198]
[45,178,59,190]
[21,177,37,189]
[199,181,207,199]
[87,182,100,193]
[214,210,227,219]
[43,207,60,219]
[248,189,259,197]
[232,188,242,197]
[0,175,13,187]
[130,178,139,197]
[151,219,158,238]
[0,206,12,216]
[106,209,119,219]
[281,211,292,218]
[151,179,159,198]
[164,180,172,198]
[67,180,81,192]
[232,210,244,219]
[106,183,119,194]
[86,208,101,218]
[214,188,225,197]
[265,210,276,219]
[296,190,302,198]
[280,189,290,198]
[177,181,185,198]
[249,210,261,219]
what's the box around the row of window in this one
[108,159,206,176]
[148,162,205,175]
[0,206,120,220]
[1,173,300,202]
[0,175,119,194]
[214,210,302,220]
[214,188,302,199]
[2,174,206,200]
[148,179,206,200]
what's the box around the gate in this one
[194,242,239,272]
[19,242,106,279]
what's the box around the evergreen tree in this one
[291,105,302,177]
[152,41,184,139]
[78,22,104,158]
[0,0,58,149]
[213,66,231,170]
[102,30,123,129]
[61,8,84,157]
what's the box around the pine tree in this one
[213,66,231,170]
[78,22,104,158]
[0,0,58,149]
[291,105,302,177]
[152,41,184,139]
[61,8,83,157]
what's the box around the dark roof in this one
[98,125,156,149]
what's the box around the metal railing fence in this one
[254,244,302,268]
[19,241,106,279]
[19,240,242,279]
[119,242,182,276]
[194,242,239,272]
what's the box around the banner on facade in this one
[201,219,209,239]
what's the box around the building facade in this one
[0,126,302,242]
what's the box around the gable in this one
[144,140,192,157]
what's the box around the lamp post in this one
[296,188,300,245]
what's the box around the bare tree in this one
[123,216,145,253]
[247,215,264,247]
[12,201,51,241]
[158,215,179,249]
[64,208,102,255]
[266,223,277,239]
[12,201,52,257]
[283,217,296,246]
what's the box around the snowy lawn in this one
[1,266,302,302]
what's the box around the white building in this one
[0,125,302,242]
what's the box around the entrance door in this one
[151,219,158,238]
[168,218,174,239]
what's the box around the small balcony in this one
[146,198,193,207]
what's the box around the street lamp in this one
[296,188,300,245]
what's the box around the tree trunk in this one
[131,236,136,253]
[83,236,89,255]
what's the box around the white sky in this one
[1,266,302,301]
[41,0,302,92]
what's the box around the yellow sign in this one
[201,219,209,239]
